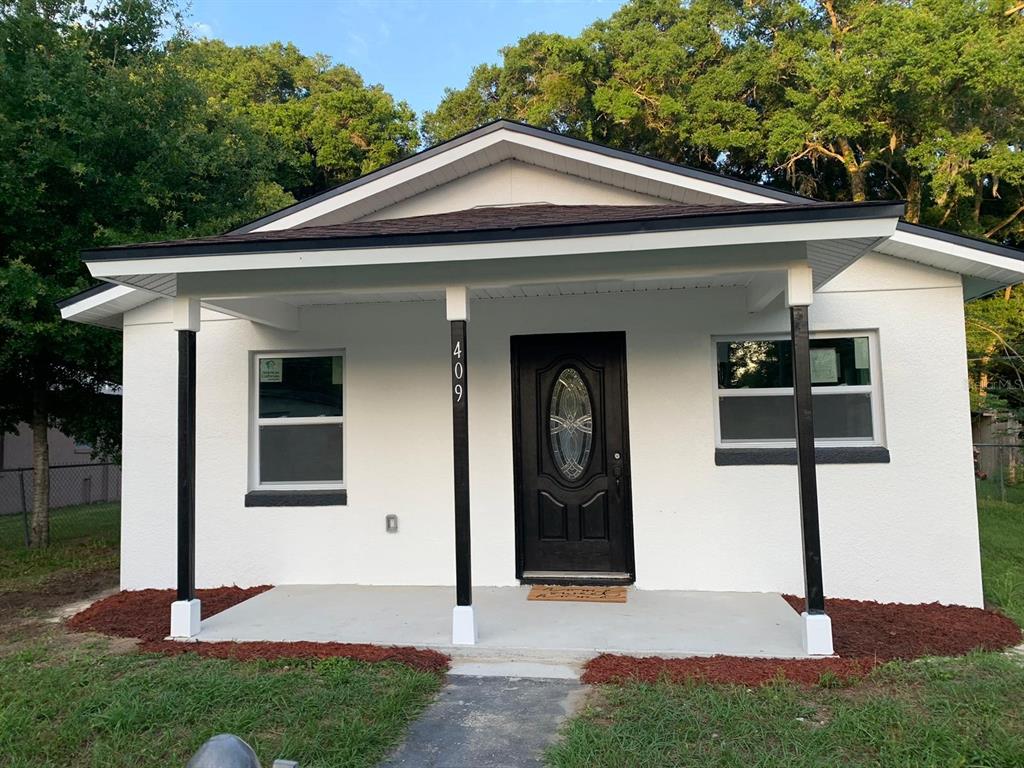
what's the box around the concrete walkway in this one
[198,585,806,659]
[380,676,586,768]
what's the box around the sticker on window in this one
[810,348,838,384]
[332,356,343,386]
[259,358,283,383]
[854,337,870,369]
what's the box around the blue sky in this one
[187,1,625,118]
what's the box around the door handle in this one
[613,459,623,495]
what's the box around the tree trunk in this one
[29,404,50,549]
[906,173,922,224]
[838,138,867,202]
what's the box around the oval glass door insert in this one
[549,367,594,481]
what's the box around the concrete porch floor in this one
[196,585,807,660]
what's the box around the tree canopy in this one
[425,0,1024,245]
[170,39,419,199]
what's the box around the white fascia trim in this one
[888,229,1024,281]
[59,284,136,320]
[87,217,899,280]
[254,129,784,232]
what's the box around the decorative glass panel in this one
[549,367,593,481]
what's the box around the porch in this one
[196,585,808,659]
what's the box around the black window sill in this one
[715,447,890,466]
[245,489,347,507]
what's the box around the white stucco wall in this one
[119,251,983,607]
[358,160,670,221]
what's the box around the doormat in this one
[527,585,627,603]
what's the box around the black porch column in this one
[790,304,825,615]
[450,319,472,607]
[177,329,196,603]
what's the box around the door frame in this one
[510,331,637,585]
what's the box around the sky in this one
[186,0,626,119]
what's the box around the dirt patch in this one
[67,586,272,642]
[583,598,1022,687]
[0,569,118,626]
[67,586,450,674]
[780,595,1022,661]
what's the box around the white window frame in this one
[712,330,884,449]
[250,350,346,491]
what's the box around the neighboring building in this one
[0,423,96,470]
[0,424,119,516]
[60,121,1024,654]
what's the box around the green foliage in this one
[0,0,287,463]
[0,643,442,767]
[426,0,1024,244]
[965,285,1024,415]
[170,39,420,199]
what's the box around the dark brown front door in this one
[512,332,634,582]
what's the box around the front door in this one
[512,332,634,583]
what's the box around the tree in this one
[425,0,1024,244]
[0,0,291,546]
[171,39,420,199]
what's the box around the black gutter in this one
[230,120,808,234]
[82,200,905,262]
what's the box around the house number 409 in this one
[453,340,464,402]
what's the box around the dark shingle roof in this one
[84,201,895,259]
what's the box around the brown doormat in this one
[527,585,627,603]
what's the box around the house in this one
[59,121,1024,657]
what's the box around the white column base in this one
[170,599,202,639]
[802,611,834,656]
[452,605,477,645]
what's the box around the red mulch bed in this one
[781,594,1022,661]
[583,596,1021,687]
[67,586,449,674]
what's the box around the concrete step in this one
[448,660,581,680]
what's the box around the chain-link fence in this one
[974,444,1024,505]
[0,463,121,549]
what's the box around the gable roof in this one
[60,121,1024,324]
[231,121,806,234]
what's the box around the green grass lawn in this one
[547,490,1024,768]
[0,639,442,768]
[978,497,1024,627]
[547,653,1024,767]
[0,502,120,591]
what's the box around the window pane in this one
[720,395,795,440]
[717,337,871,389]
[259,356,342,418]
[812,393,873,438]
[259,424,343,483]
[719,394,873,441]
[717,340,791,389]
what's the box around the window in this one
[252,352,344,490]
[714,333,881,447]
